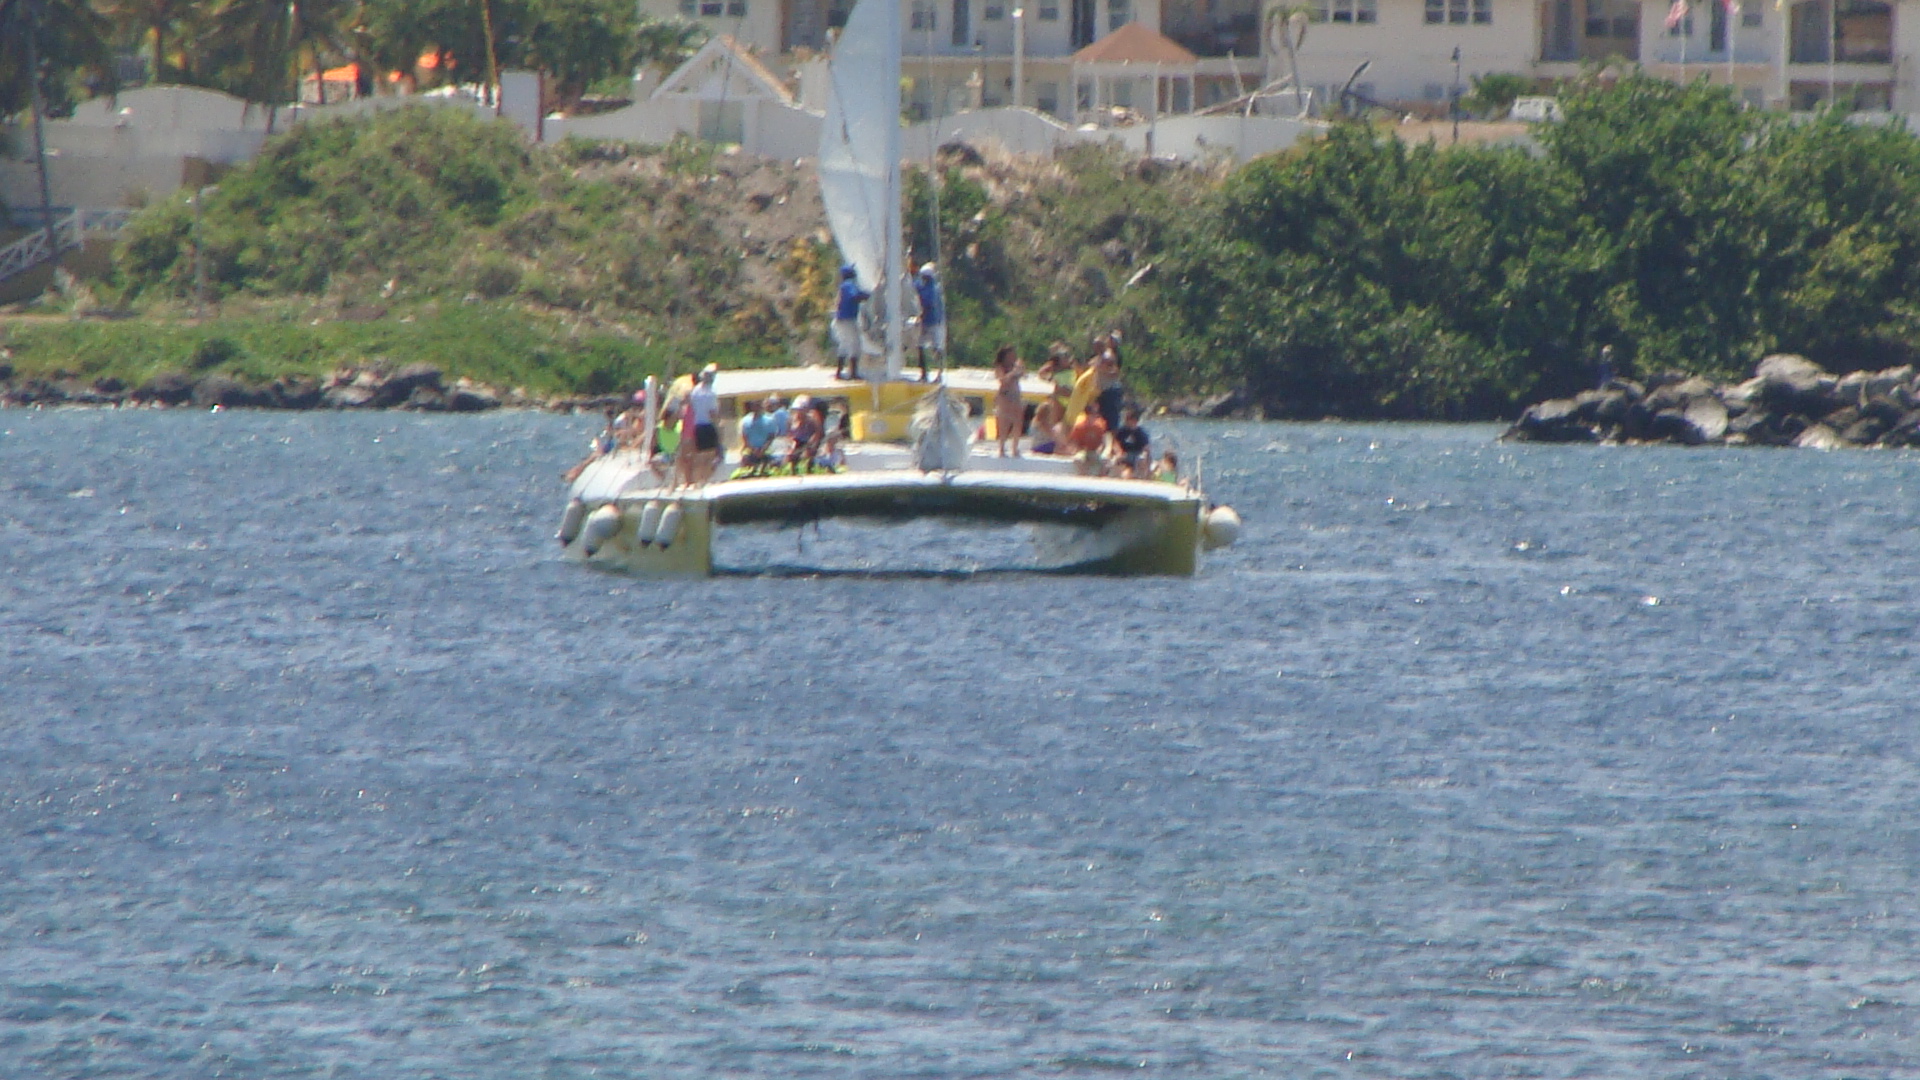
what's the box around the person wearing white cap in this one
[914,263,946,382]
[678,364,721,486]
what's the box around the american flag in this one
[1664,0,1689,30]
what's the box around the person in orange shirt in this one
[1066,402,1108,475]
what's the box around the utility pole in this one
[481,0,503,111]
[1451,45,1461,144]
[1012,7,1025,110]
[26,0,58,262]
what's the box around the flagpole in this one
[1826,0,1836,106]
[1681,0,1689,78]
[1727,0,1735,98]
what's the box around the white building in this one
[641,0,1920,118]
[1286,0,1916,113]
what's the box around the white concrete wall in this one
[906,105,1078,154]
[904,104,1320,159]
[545,98,824,158]
[1,85,505,212]
[1095,112,1316,159]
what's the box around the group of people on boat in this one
[568,366,854,489]
[990,332,1178,483]
[734,394,849,478]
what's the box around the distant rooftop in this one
[1071,23,1200,66]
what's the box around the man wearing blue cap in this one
[833,266,870,380]
[914,263,945,382]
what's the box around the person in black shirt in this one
[1110,406,1150,479]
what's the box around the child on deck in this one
[1109,407,1150,479]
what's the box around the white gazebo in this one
[1069,22,1200,126]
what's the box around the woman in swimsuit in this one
[993,344,1026,458]
[1094,333,1125,434]
[1029,389,1065,454]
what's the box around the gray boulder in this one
[1645,375,1716,414]
[192,373,273,408]
[1570,386,1634,426]
[1877,411,1920,447]
[132,371,196,405]
[1793,423,1846,450]
[372,363,442,407]
[269,376,324,409]
[1683,396,1728,442]
[323,383,378,409]
[1755,354,1838,416]
[1504,397,1598,442]
[446,387,501,412]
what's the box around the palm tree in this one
[0,0,112,263]
[102,0,195,84]
[0,0,113,117]
[209,0,350,124]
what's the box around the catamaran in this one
[553,0,1240,576]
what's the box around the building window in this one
[698,0,722,15]
[911,0,938,28]
[679,0,695,14]
[1038,81,1060,113]
[1741,0,1762,24]
[726,0,745,14]
[1425,0,1488,24]
[1312,0,1377,22]
[1039,2,1059,15]
[1108,0,1131,29]
[985,2,1005,17]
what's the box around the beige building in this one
[1290,0,1917,113]
[642,0,1920,119]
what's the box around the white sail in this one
[819,0,905,378]
[910,384,972,473]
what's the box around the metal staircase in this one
[0,208,134,288]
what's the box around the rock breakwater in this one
[1503,355,1920,449]
[0,363,631,414]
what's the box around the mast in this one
[883,0,905,381]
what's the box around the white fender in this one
[556,498,587,547]
[580,503,624,557]
[655,502,685,550]
[1202,505,1242,550]
[636,500,666,547]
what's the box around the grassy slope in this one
[0,106,1223,399]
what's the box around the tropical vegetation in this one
[11,74,1920,418]
[0,0,702,122]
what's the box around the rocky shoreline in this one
[3,360,1266,420]
[1502,355,1920,449]
[0,362,639,414]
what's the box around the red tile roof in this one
[1071,22,1200,65]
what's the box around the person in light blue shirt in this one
[914,263,945,382]
[833,266,869,380]
[738,397,784,474]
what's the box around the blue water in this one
[2,410,1916,1078]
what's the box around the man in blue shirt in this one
[833,266,869,380]
[914,263,945,382]
[737,397,784,474]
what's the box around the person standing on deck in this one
[993,345,1026,458]
[915,264,946,382]
[1094,333,1126,434]
[679,365,721,487]
[833,266,870,381]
